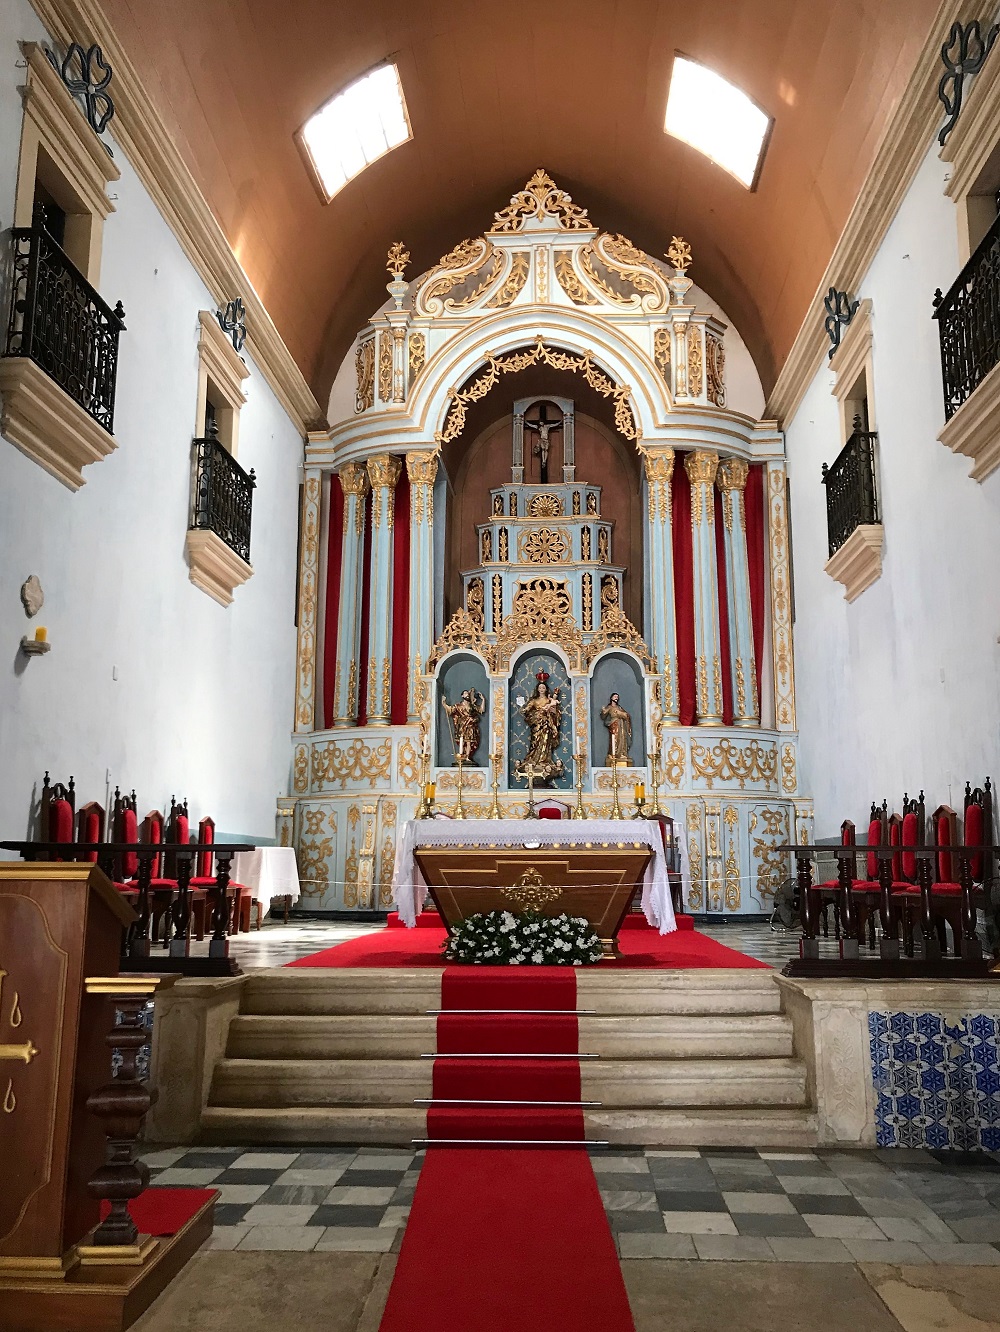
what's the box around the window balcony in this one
[185,425,256,606]
[822,421,883,602]
[933,210,1000,481]
[0,215,126,488]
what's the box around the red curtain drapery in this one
[322,474,345,730]
[356,488,374,727]
[391,468,411,725]
[714,489,734,726]
[745,464,767,702]
[671,464,696,726]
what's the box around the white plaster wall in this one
[0,0,301,840]
[786,147,1000,836]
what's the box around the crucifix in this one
[516,759,546,819]
[524,403,561,484]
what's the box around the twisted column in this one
[684,450,724,725]
[717,457,759,726]
[406,451,438,721]
[332,462,369,727]
[366,454,402,723]
[643,448,679,724]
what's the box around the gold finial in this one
[666,236,692,275]
[386,241,410,280]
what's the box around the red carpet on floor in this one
[433,1057,582,1103]
[377,1148,634,1332]
[99,1187,217,1236]
[287,920,767,969]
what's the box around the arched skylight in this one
[300,64,411,201]
[664,55,772,190]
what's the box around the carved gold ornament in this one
[582,573,593,631]
[481,529,493,563]
[666,236,692,275]
[397,737,419,787]
[597,528,610,563]
[716,457,749,494]
[581,527,591,560]
[586,492,598,515]
[415,236,503,316]
[466,577,485,628]
[498,527,509,561]
[781,743,797,794]
[577,233,669,310]
[750,808,790,901]
[494,577,584,672]
[428,606,496,672]
[344,837,359,907]
[686,326,704,397]
[724,807,741,910]
[408,332,426,380]
[691,738,779,791]
[379,834,395,907]
[527,493,563,518]
[490,169,592,233]
[517,526,570,564]
[572,491,581,516]
[706,331,726,408]
[600,576,618,610]
[653,328,672,384]
[485,251,531,308]
[437,768,486,791]
[554,250,598,304]
[768,468,796,729]
[644,449,674,524]
[502,867,563,911]
[510,492,518,517]
[437,335,637,444]
[293,743,309,793]
[355,339,375,412]
[386,241,410,279]
[492,574,503,631]
[339,461,369,498]
[493,493,504,516]
[665,736,686,789]
[378,331,393,402]
[585,603,655,672]
[294,474,321,731]
[311,738,392,790]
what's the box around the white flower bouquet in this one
[444,909,604,965]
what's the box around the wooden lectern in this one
[0,863,214,1330]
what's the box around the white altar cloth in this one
[391,818,677,934]
[231,847,301,916]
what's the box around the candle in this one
[422,733,429,756]
[634,782,645,801]
[34,626,47,643]
[427,782,436,801]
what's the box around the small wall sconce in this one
[21,625,51,656]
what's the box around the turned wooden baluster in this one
[170,855,193,958]
[796,851,818,959]
[83,983,160,1251]
[130,851,153,959]
[209,851,233,958]
[915,850,941,961]
[838,846,859,960]
[959,849,982,960]
[877,845,899,960]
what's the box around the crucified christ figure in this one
[524,406,561,484]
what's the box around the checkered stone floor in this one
[593,1147,1000,1264]
[140,1145,421,1253]
[141,1143,1000,1262]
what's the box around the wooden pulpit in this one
[0,863,214,1331]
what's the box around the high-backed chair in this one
[918,780,996,956]
[110,787,140,900]
[39,771,76,851]
[890,792,929,954]
[810,804,883,942]
[537,799,567,820]
[76,800,105,864]
[189,816,241,938]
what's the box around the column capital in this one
[367,454,403,490]
[405,451,439,486]
[642,447,675,484]
[716,457,749,492]
[683,449,719,486]
[338,461,370,496]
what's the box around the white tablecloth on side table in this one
[391,818,677,934]
[231,848,301,916]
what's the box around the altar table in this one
[231,847,301,918]
[392,819,677,934]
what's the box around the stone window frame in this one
[195,311,249,455]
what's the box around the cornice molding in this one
[829,299,874,403]
[765,0,980,428]
[29,0,324,438]
[824,524,884,603]
[937,355,1000,481]
[940,43,1000,199]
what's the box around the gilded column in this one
[643,448,679,724]
[717,457,759,727]
[293,469,322,733]
[767,462,796,730]
[332,462,370,727]
[684,449,723,725]
[406,451,438,722]
[366,454,403,724]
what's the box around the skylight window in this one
[300,64,411,201]
[664,55,771,189]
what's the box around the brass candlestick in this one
[610,762,623,820]
[571,751,587,820]
[488,752,503,820]
[634,795,647,820]
[416,739,435,819]
[647,745,664,817]
[453,753,466,820]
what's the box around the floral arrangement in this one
[444,909,604,965]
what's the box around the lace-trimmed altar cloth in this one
[391,818,677,934]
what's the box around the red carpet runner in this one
[377,966,635,1332]
[99,1187,217,1236]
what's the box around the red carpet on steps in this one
[377,1149,634,1332]
[99,1187,217,1235]
[287,916,767,969]
[378,965,634,1332]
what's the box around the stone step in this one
[239,970,441,1017]
[225,1012,795,1060]
[198,1103,819,1149]
[209,1055,807,1110]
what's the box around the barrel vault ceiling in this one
[99,0,942,414]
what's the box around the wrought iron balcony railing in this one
[822,421,880,558]
[933,208,1000,421]
[190,426,256,563]
[4,216,126,433]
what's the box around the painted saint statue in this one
[515,672,565,783]
[600,692,632,766]
[443,688,485,763]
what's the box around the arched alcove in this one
[590,652,646,766]
[436,652,489,766]
[507,648,574,790]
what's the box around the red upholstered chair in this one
[537,798,568,820]
[189,816,242,938]
[134,810,177,946]
[890,792,930,955]
[917,781,995,956]
[76,800,105,863]
[39,771,76,853]
[810,805,883,943]
[111,787,140,902]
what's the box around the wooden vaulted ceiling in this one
[101,0,941,415]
